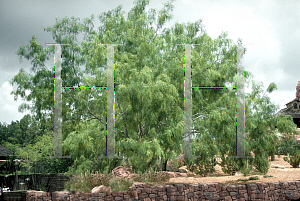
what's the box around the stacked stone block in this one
[25,180,300,200]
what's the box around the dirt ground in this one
[133,155,300,186]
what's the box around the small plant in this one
[238,161,253,177]
[237,178,249,181]
[109,176,134,192]
[251,171,264,176]
[64,165,172,193]
[283,152,300,168]
[248,176,259,180]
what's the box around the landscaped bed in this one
[63,154,300,193]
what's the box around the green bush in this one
[252,154,270,175]
[281,136,300,168]
[249,176,259,180]
[185,138,219,177]
[218,154,240,176]
[283,152,300,168]
[238,161,253,177]
[237,178,249,181]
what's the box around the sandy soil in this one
[133,155,300,186]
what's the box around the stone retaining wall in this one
[23,180,300,201]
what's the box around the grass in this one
[10,153,284,193]
[63,167,269,193]
[63,156,273,193]
[63,167,172,193]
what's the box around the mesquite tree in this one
[9,0,299,177]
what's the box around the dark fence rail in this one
[0,173,71,192]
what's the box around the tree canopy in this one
[5,0,299,176]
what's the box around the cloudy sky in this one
[0,0,299,125]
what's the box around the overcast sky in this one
[0,0,299,125]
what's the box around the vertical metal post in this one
[107,44,115,158]
[177,43,201,160]
[228,44,253,159]
[54,44,62,158]
[176,43,254,160]
[94,43,123,159]
[14,159,19,191]
[184,44,193,159]
[45,43,72,159]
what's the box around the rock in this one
[111,166,127,178]
[91,185,111,194]
[177,166,197,176]
[178,172,190,177]
[234,171,244,176]
[163,171,177,178]
[161,171,189,178]
[264,175,274,178]
[270,165,285,169]
[111,166,137,182]
[178,167,188,173]
[166,154,186,172]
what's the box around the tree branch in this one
[115,95,130,138]
[159,121,169,127]
[86,99,106,126]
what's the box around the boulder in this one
[91,185,111,194]
[178,167,188,173]
[177,166,196,176]
[111,166,136,182]
[166,154,186,172]
[161,171,189,178]
[163,171,177,178]
[271,165,285,169]
[234,171,244,176]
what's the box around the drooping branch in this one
[115,95,130,138]
[86,99,106,126]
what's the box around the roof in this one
[285,98,299,106]
[0,145,23,157]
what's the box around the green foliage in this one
[184,137,219,177]
[64,155,94,177]
[248,176,259,180]
[283,139,300,168]
[8,0,300,180]
[108,177,134,193]
[237,178,249,181]
[40,157,74,174]
[238,160,254,177]
[252,154,270,175]
[237,176,259,182]
[3,129,74,175]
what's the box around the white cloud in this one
[0,81,31,124]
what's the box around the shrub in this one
[283,152,300,168]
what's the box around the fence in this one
[0,173,71,193]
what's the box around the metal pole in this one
[98,43,124,159]
[228,44,253,159]
[14,159,20,191]
[45,43,72,159]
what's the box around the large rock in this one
[178,166,188,173]
[166,154,186,172]
[90,166,137,194]
[91,185,111,194]
[234,171,244,176]
[161,171,190,178]
[111,166,137,182]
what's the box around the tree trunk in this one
[271,154,275,161]
[160,158,168,171]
